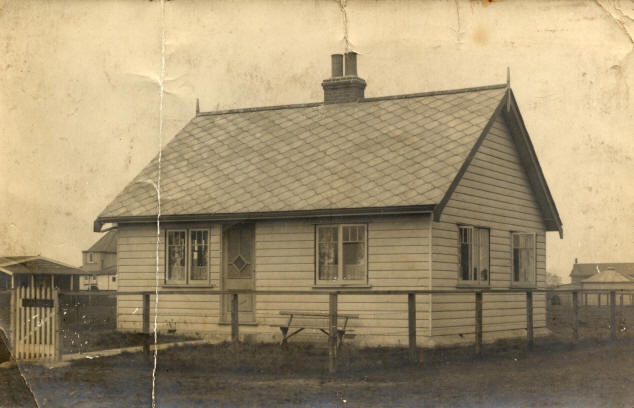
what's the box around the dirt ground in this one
[1,304,632,407]
[1,338,630,408]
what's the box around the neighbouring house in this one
[81,230,118,291]
[0,256,83,291]
[94,52,563,347]
[556,261,634,306]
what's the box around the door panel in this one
[222,223,255,323]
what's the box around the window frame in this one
[456,224,490,288]
[510,232,537,287]
[314,224,368,287]
[165,228,211,286]
[87,252,95,264]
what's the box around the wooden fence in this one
[5,287,633,368]
[120,288,634,374]
[59,292,116,332]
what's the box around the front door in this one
[222,223,255,323]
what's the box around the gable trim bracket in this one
[433,90,564,239]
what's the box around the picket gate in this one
[11,285,59,361]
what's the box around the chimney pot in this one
[344,51,358,76]
[331,54,343,77]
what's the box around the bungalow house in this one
[0,256,84,291]
[94,52,563,347]
[81,230,118,291]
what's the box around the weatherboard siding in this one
[254,216,431,346]
[116,223,222,331]
[431,114,548,342]
[115,215,432,346]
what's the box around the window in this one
[512,233,535,283]
[87,253,95,263]
[316,224,367,285]
[112,277,116,283]
[458,226,489,283]
[190,230,209,281]
[166,229,209,284]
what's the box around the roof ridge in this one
[361,83,507,103]
[197,102,323,117]
[195,83,508,117]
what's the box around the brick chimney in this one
[322,52,366,104]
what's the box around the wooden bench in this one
[276,311,359,349]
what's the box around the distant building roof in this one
[84,230,117,254]
[570,262,634,279]
[0,256,84,276]
[582,269,633,283]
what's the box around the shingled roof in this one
[97,85,511,223]
[95,62,564,237]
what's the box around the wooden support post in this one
[328,292,338,374]
[54,290,61,361]
[475,291,483,356]
[610,291,616,341]
[142,293,150,356]
[526,291,534,351]
[572,291,579,344]
[408,293,417,364]
[231,293,239,360]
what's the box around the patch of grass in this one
[62,330,196,354]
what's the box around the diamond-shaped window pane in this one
[232,255,248,272]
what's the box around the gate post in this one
[526,291,534,351]
[408,293,417,364]
[475,291,483,356]
[609,291,616,341]
[10,287,15,356]
[328,292,338,374]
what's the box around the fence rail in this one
[58,288,634,296]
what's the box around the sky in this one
[1,0,633,282]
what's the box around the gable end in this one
[434,90,563,238]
